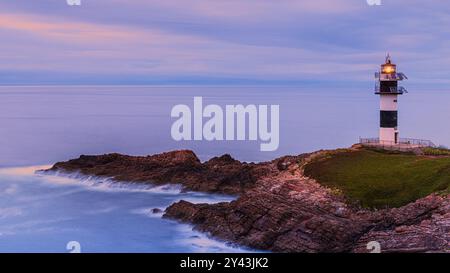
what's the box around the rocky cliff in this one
[45,151,262,194]
[44,149,450,253]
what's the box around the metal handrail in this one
[374,85,407,94]
[374,72,407,81]
[360,137,435,147]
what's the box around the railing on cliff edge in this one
[359,137,436,151]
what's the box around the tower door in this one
[395,132,399,144]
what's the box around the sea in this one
[0,85,448,252]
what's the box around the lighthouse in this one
[361,56,434,149]
[375,55,408,145]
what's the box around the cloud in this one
[0,207,23,218]
[0,1,449,87]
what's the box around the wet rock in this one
[44,150,260,194]
[45,149,450,253]
[152,208,163,214]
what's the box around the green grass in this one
[303,149,450,208]
[422,147,450,156]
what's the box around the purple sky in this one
[1,0,449,88]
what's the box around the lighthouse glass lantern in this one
[375,55,408,145]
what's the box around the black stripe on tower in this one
[380,110,398,128]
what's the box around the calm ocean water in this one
[1,86,449,166]
[0,85,448,252]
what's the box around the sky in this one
[1,0,450,88]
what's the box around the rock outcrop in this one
[44,149,450,253]
[353,194,449,253]
[44,151,264,194]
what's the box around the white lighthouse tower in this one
[375,55,408,145]
[361,56,434,149]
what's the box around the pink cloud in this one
[0,13,140,44]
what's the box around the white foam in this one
[179,195,236,204]
[175,225,258,253]
[131,207,165,218]
[36,170,184,194]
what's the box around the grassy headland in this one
[304,148,450,208]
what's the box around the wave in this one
[0,165,244,252]
[131,207,165,218]
[1,166,236,204]
[36,170,185,194]
[36,170,237,203]
[175,225,259,253]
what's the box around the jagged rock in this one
[44,150,262,194]
[152,208,163,214]
[44,149,450,253]
[352,195,450,253]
